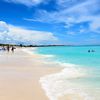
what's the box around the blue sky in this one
[0,0,100,45]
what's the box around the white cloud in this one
[25,0,100,33]
[3,0,47,6]
[90,17,100,32]
[0,21,9,33]
[0,21,58,44]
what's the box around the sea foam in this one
[40,63,94,100]
[22,48,95,100]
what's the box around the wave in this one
[39,62,94,100]
[22,48,95,100]
[37,54,94,100]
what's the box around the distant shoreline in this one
[0,43,100,47]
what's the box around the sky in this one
[0,0,100,45]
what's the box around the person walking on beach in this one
[2,46,6,51]
[7,45,10,52]
[11,46,16,53]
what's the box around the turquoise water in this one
[36,46,100,67]
[35,46,100,99]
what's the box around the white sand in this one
[0,47,87,100]
[0,48,61,100]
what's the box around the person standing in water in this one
[88,50,90,53]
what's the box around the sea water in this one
[34,46,100,100]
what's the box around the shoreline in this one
[24,48,89,100]
[0,47,96,100]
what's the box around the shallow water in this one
[36,46,100,67]
[33,46,100,100]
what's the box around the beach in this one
[0,47,100,100]
[0,48,61,100]
[0,0,100,99]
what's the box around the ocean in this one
[33,46,100,100]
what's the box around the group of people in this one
[88,50,95,53]
[1,45,16,53]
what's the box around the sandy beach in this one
[0,0,100,99]
[0,47,95,100]
[0,48,61,100]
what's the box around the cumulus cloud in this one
[3,0,47,6]
[0,21,58,44]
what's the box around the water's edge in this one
[23,48,98,100]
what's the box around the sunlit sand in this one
[0,48,61,100]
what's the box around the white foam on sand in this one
[22,48,95,100]
[40,63,94,100]
[22,48,55,58]
[22,48,37,55]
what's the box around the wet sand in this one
[58,94,84,100]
